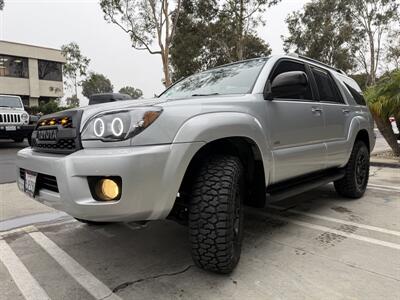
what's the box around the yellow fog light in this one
[96,179,119,201]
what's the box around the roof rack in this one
[287,53,346,75]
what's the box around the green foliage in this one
[61,42,90,95]
[365,70,400,155]
[31,100,71,115]
[170,0,274,80]
[365,70,400,120]
[81,72,113,99]
[66,94,80,107]
[283,0,359,72]
[119,86,143,99]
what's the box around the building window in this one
[0,55,29,78]
[38,60,62,81]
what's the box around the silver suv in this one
[16,55,375,273]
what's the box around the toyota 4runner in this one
[16,55,375,273]
[0,95,34,143]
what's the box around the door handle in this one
[311,107,322,113]
[342,109,350,114]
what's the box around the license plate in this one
[5,126,16,131]
[24,171,38,197]
[37,129,57,141]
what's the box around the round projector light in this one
[93,118,105,137]
[96,179,119,201]
[111,117,124,137]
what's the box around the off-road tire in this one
[188,155,244,274]
[334,140,370,198]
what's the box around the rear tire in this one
[188,155,244,274]
[334,140,370,198]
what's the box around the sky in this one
[0,0,308,104]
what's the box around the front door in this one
[266,59,326,183]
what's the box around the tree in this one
[100,0,183,87]
[81,72,114,99]
[170,0,273,80]
[365,70,400,156]
[283,0,359,73]
[119,86,143,99]
[0,0,4,10]
[386,29,400,70]
[347,0,399,85]
[61,42,90,105]
[66,95,79,107]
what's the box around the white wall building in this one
[0,40,66,107]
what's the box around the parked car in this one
[0,95,35,144]
[88,93,131,105]
[16,55,375,274]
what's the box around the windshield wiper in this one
[191,93,220,97]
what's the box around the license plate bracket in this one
[5,126,17,131]
[24,171,38,197]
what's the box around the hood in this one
[0,107,26,114]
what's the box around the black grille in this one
[20,169,59,193]
[31,139,76,150]
[32,110,82,154]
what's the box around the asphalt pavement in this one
[0,140,29,184]
[1,167,400,299]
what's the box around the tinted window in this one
[0,55,29,78]
[345,83,366,106]
[159,58,268,100]
[312,68,343,103]
[38,60,62,81]
[270,60,313,100]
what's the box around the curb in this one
[370,159,400,169]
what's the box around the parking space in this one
[1,166,399,299]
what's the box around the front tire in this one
[334,140,370,198]
[188,155,244,274]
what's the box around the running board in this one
[266,169,345,203]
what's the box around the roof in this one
[0,40,66,63]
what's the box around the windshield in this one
[160,58,268,100]
[0,96,23,108]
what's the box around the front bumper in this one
[0,125,34,139]
[16,142,204,222]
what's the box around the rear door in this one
[265,59,326,183]
[310,67,351,167]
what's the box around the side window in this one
[344,83,366,106]
[311,68,343,103]
[270,60,313,100]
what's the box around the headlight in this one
[21,113,29,123]
[81,107,162,142]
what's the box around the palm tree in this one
[365,70,400,156]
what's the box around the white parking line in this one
[267,204,400,237]
[28,229,122,300]
[0,239,51,300]
[247,208,400,251]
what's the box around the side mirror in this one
[264,71,308,100]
